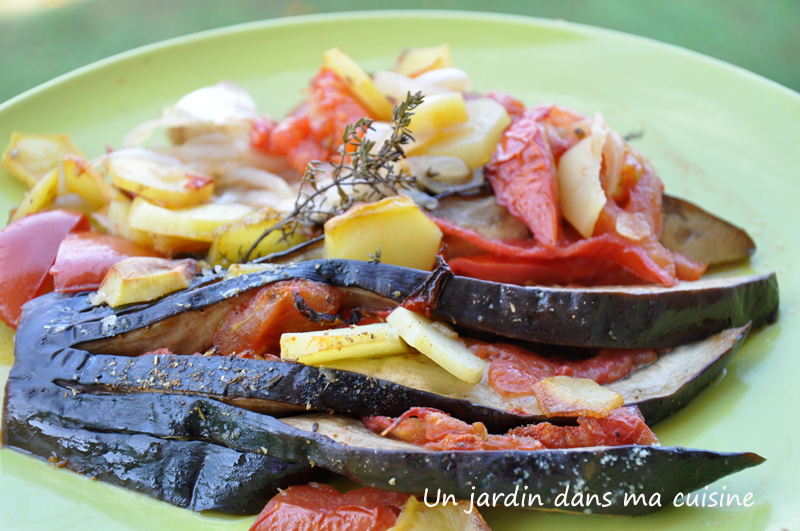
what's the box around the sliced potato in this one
[407,92,469,144]
[128,197,252,242]
[393,44,453,77]
[91,257,195,307]
[411,98,510,169]
[63,155,115,206]
[101,197,154,248]
[386,307,485,385]
[281,323,409,365]
[388,495,490,531]
[106,154,214,208]
[322,48,394,121]
[324,195,442,271]
[9,167,59,222]
[531,376,624,418]
[207,208,305,266]
[1,132,83,188]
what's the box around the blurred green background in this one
[1,0,799,104]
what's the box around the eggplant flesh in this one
[661,195,755,266]
[61,324,750,431]
[12,382,761,517]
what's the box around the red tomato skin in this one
[0,210,89,328]
[50,232,160,293]
[249,69,372,174]
[250,483,408,531]
[485,107,561,249]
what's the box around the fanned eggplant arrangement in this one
[3,257,777,516]
[0,43,783,527]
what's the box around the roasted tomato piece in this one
[464,339,657,397]
[0,209,89,328]
[485,107,561,249]
[365,407,543,451]
[214,279,342,357]
[50,232,161,293]
[509,406,659,448]
[250,483,409,531]
[367,406,657,451]
[251,69,372,173]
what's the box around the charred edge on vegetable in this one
[293,292,359,325]
[48,324,748,432]
[1,379,313,514]
[12,260,779,367]
[9,381,762,517]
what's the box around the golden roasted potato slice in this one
[91,257,196,307]
[393,44,453,77]
[386,307,485,385]
[63,155,116,206]
[281,323,410,365]
[9,167,59,222]
[322,48,394,121]
[106,154,213,208]
[531,376,625,418]
[1,132,83,188]
[406,93,469,145]
[207,208,306,266]
[323,195,442,271]
[128,197,252,243]
[389,495,490,531]
[411,98,510,169]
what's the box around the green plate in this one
[1,10,798,531]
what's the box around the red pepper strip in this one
[250,483,408,531]
[0,210,90,328]
[50,232,161,293]
[434,216,678,286]
[485,107,561,249]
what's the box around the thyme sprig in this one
[244,91,424,263]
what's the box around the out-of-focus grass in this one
[1,0,798,104]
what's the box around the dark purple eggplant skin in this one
[61,322,749,431]
[2,373,313,514]
[17,384,762,517]
[18,260,778,353]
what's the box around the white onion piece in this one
[122,82,261,148]
[404,155,471,185]
[557,113,608,239]
[363,122,394,154]
[169,81,259,125]
[372,70,449,102]
[615,211,651,241]
[602,127,625,196]
[415,68,472,93]
[103,147,185,167]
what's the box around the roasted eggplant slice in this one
[60,324,750,430]
[2,377,313,514]
[661,195,756,266]
[26,260,777,353]
[13,384,761,517]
